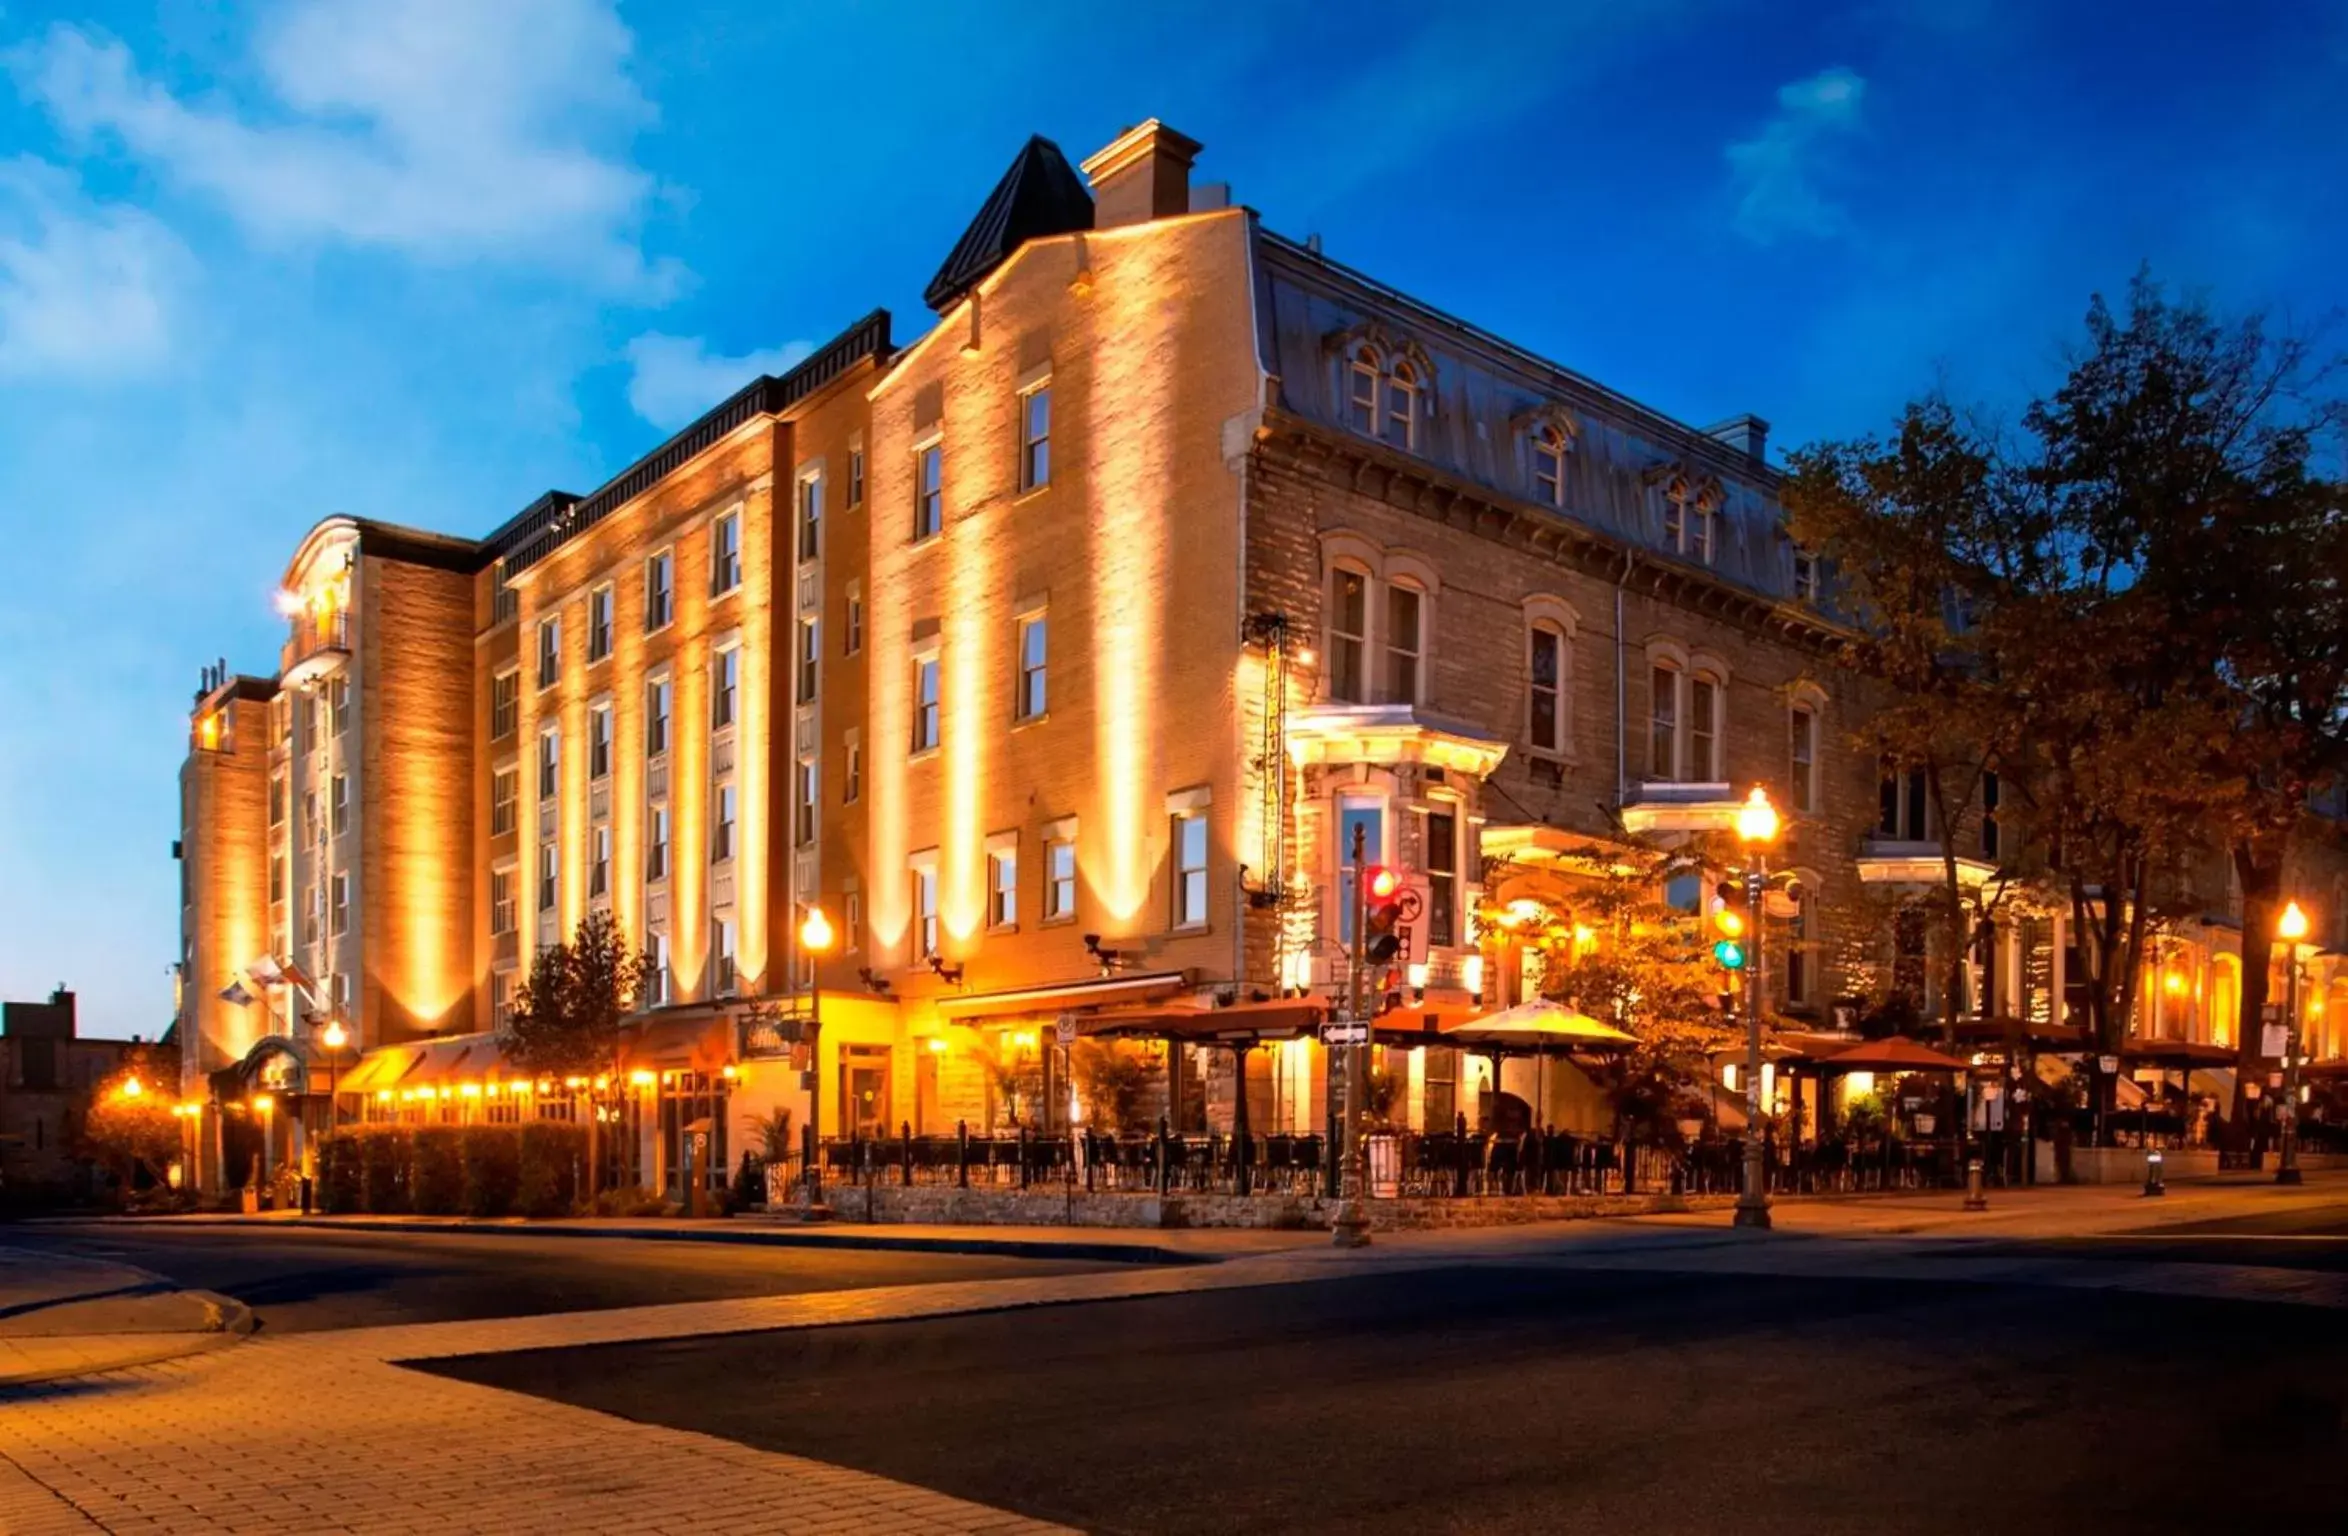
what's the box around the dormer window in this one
[1792,551,1818,603]
[1347,346,1380,435]
[1662,477,1719,565]
[1531,424,1567,507]
[1385,360,1418,448]
[1341,341,1424,450]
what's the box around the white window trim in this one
[1016,368,1052,496]
[644,547,676,633]
[911,430,945,545]
[908,848,941,963]
[986,829,1020,933]
[710,506,745,597]
[910,645,942,759]
[1041,818,1079,925]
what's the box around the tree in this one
[81,1047,183,1195]
[498,909,657,1082]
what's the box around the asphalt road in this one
[1975,1202,2348,1271]
[1,1222,1119,1334]
[429,1261,2348,1536]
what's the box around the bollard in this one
[2144,1148,2166,1197]
[1963,1156,1988,1211]
[1156,1116,1172,1196]
[902,1120,913,1187]
[957,1119,970,1189]
[1018,1122,1031,1189]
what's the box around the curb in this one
[193,1292,257,1337]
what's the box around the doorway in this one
[841,1045,892,1138]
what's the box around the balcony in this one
[1284,702,1509,777]
[282,610,350,690]
[1617,780,1739,838]
[1856,836,1999,891]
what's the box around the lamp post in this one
[318,1017,349,1133]
[1733,787,1780,1230]
[800,904,836,1217]
[2277,899,2310,1186]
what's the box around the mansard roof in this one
[922,135,1094,314]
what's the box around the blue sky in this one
[2,0,2343,1038]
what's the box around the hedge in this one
[317,1124,588,1218]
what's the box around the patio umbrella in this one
[1440,999,1636,1053]
[1815,1035,1971,1074]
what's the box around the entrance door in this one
[842,1046,892,1138]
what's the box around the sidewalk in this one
[0,1246,252,1388]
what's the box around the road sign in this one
[1321,1022,1370,1047]
[1055,1013,1078,1047]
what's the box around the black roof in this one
[922,135,1094,314]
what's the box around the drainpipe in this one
[1615,553,1637,807]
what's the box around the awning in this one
[337,1043,424,1095]
[1429,1000,1636,1054]
[2120,1038,2239,1068]
[1817,1035,1972,1074]
[936,970,1187,1021]
[1950,1015,2087,1050]
[1079,997,1323,1043]
[341,1033,515,1097]
[623,1010,734,1072]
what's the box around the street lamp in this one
[116,1075,145,1102]
[2277,899,2311,1186]
[799,903,837,1216]
[317,1016,349,1132]
[1733,786,1780,1231]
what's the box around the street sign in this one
[1321,1022,1370,1047]
[1055,1013,1079,1047]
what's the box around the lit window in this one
[794,760,816,848]
[714,782,738,863]
[645,677,671,757]
[843,730,862,805]
[1019,382,1051,492]
[797,472,823,563]
[1015,613,1047,720]
[988,842,1018,929]
[796,618,819,705]
[329,873,348,937]
[848,447,865,508]
[1383,583,1422,705]
[1790,705,1817,814]
[646,805,670,883]
[712,917,738,995]
[536,617,560,690]
[1531,425,1567,507]
[589,826,611,899]
[1347,346,1379,434]
[537,842,557,912]
[329,774,348,836]
[714,645,740,730]
[1328,567,1368,704]
[587,586,613,663]
[537,726,559,802]
[1386,360,1418,447]
[1649,665,1679,780]
[645,930,669,1005]
[912,653,940,753]
[1427,808,1457,949]
[711,512,742,595]
[911,855,939,959]
[1173,813,1209,928]
[491,669,519,740]
[645,551,674,630]
[1045,835,1076,921]
[844,584,864,656]
[490,868,515,936]
[1689,675,1719,781]
[588,704,612,782]
[327,675,350,736]
[913,438,943,541]
[1528,624,1566,754]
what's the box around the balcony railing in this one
[283,610,350,688]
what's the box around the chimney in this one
[1080,119,1202,229]
[1703,413,1771,464]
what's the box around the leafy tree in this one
[498,909,656,1081]
[80,1047,183,1193]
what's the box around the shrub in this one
[317,1134,363,1213]
[591,1185,670,1218]
[516,1122,584,1217]
[360,1127,411,1213]
[461,1129,522,1218]
[730,1151,765,1210]
[411,1128,465,1215]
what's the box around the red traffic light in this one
[1367,865,1401,901]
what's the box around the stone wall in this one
[806,1181,1729,1230]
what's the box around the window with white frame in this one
[1531,424,1567,506]
[711,916,737,995]
[645,550,674,630]
[588,703,612,781]
[328,675,350,736]
[912,650,940,754]
[536,616,560,689]
[1172,811,1209,929]
[1649,664,1679,781]
[329,773,348,836]
[645,676,671,757]
[1335,798,1382,945]
[589,825,611,899]
[1383,582,1423,705]
[1044,828,1076,921]
[913,436,943,541]
[796,617,819,705]
[1327,566,1369,704]
[794,759,816,848]
[797,470,823,563]
[1527,622,1567,754]
[270,772,285,827]
[1019,380,1051,492]
[844,582,863,655]
[713,644,740,730]
[490,866,515,936]
[302,790,318,845]
[1878,765,1929,842]
[910,851,940,959]
[1426,806,1458,949]
[537,725,559,802]
[843,729,862,804]
[711,511,742,595]
[1385,359,1419,447]
[646,804,670,882]
[847,445,865,508]
[536,840,558,912]
[492,669,519,740]
[329,873,348,937]
[644,929,669,1005]
[1688,673,1720,781]
[713,781,738,863]
[1663,479,1717,564]
[1015,611,1047,720]
[987,837,1018,930]
[587,584,613,663]
[1792,550,1818,604]
[1790,703,1818,814]
[1346,345,1380,434]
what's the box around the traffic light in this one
[1363,865,1405,963]
[1709,883,1747,970]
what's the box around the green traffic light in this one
[1712,939,1746,970]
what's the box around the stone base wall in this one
[2040,1144,2348,1184]
[817,1183,1730,1230]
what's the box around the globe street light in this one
[318,1016,350,1132]
[1733,786,1780,1231]
[799,904,837,1217]
[2277,899,2311,1186]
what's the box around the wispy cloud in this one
[12,0,675,294]
[0,157,187,380]
[1726,66,1868,243]
[623,332,812,430]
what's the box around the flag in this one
[244,954,285,987]
[218,980,255,1007]
[278,960,318,997]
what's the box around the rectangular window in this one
[645,677,671,757]
[1427,808,1457,949]
[269,772,285,827]
[1329,568,1368,704]
[844,585,863,656]
[1689,677,1718,781]
[491,969,516,1028]
[795,759,817,847]
[327,675,350,736]
[846,890,862,947]
[1528,625,1563,753]
[712,918,737,995]
[1173,813,1209,929]
[1785,894,1813,1006]
[491,767,517,836]
[796,618,819,705]
[329,773,348,836]
[843,731,862,805]
[490,868,515,936]
[912,653,940,753]
[493,581,518,626]
[714,782,738,863]
[587,585,613,662]
[646,806,670,882]
[269,854,284,904]
[1879,767,1929,841]
[912,855,939,958]
[645,550,674,630]
[302,884,319,945]
[329,873,348,937]
[988,842,1018,929]
[491,669,519,740]
[302,790,318,845]
[1649,667,1678,781]
[537,726,559,802]
[848,447,865,508]
[589,826,611,899]
[1348,357,1378,434]
[645,930,669,1005]
[1982,771,2001,860]
[1792,552,1818,603]
[713,646,740,730]
[1791,706,1817,814]
[711,512,742,595]
[588,704,612,782]
[797,472,823,562]
[301,695,319,753]
[1015,613,1047,720]
[1019,382,1051,492]
[1384,584,1421,705]
[1337,800,1382,944]
[1532,432,1565,506]
[913,439,943,541]
[536,617,560,690]
[1690,506,1714,565]
[1045,835,1076,921]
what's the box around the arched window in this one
[1386,360,1419,448]
[1662,477,1718,564]
[1528,622,1568,754]
[1327,563,1371,704]
[1383,579,1424,704]
[1346,345,1381,435]
[1531,424,1567,507]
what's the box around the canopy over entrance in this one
[1816,1035,1972,1074]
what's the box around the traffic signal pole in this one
[1734,853,1771,1229]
